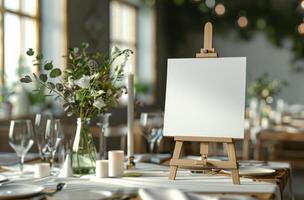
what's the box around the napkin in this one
[58,154,73,178]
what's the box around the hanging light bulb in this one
[237,16,248,28]
[301,0,304,9]
[205,0,215,8]
[298,22,304,35]
[215,3,225,16]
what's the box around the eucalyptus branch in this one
[21,43,131,119]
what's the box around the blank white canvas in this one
[164,57,246,138]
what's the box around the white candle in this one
[34,163,50,178]
[108,150,124,177]
[127,69,134,157]
[96,160,108,178]
[261,117,269,129]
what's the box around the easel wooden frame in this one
[168,22,241,185]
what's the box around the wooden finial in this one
[196,22,218,58]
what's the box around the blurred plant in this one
[135,81,151,95]
[20,43,133,119]
[0,86,12,104]
[247,73,288,103]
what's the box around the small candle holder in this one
[126,156,136,169]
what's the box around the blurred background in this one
[0,0,304,198]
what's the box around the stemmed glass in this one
[34,113,53,161]
[9,120,34,173]
[139,112,164,153]
[43,119,64,168]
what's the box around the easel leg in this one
[200,142,209,165]
[169,141,183,180]
[227,141,240,184]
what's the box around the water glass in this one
[34,113,53,160]
[9,120,34,173]
[139,112,164,153]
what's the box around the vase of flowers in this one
[247,73,288,126]
[73,117,96,174]
[20,43,132,174]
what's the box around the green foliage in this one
[135,81,151,94]
[247,73,288,102]
[50,68,62,78]
[20,43,133,119]
[39,74,47,82]
[44,62,53,70]
[26,48,34,56]
[20,76,32,83]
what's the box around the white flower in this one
[74,76,90,88]
[67,95,75,103]
[67,76,74,87]
[89,73,99,80]
[91,90,105,97]
[93,97,106,109]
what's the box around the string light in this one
[205,0,215,8]
[301,0,304,9]
[298,22,304,35]
[215,3,225,16]
[237,16,248,28]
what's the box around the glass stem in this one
[20,156,25,173]
[149,140,155,153]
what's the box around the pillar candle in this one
[96,160,108,178]
[34,163,50,178]
[108,150,124,177]
[127,72,134,157]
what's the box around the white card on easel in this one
[163,57,246,138]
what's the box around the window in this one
[110,0,137,73]
[0,0,40,86]
[110,0,156,105]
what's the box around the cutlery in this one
[43,182,66,195]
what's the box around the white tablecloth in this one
[0,162,287,200]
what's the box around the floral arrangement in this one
[20,43,132,119]
[247,73,288,103]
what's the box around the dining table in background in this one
[254,129,304,169]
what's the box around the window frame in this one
[110,0,139,73]
[0,0,41,86]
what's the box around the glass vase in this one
[72,118,97,175]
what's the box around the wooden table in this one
[254,130,304,169]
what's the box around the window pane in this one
[22,18,38,73]
[21,0,38,16]
[121,5,136,44]
[110,1,137,44]
[4,0,20,11]
[4,13,21,85]
[110,1,121,42]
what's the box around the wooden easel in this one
[168,22,240,185]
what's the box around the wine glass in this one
[43,119,64,167]
[139,112,164,153]
[34,113,53,161]
[9,120,34,173]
